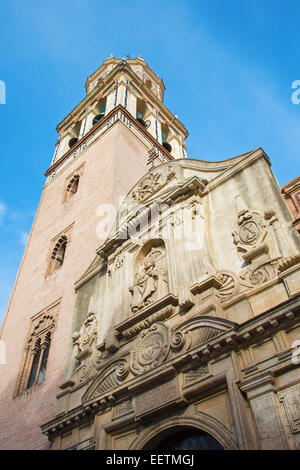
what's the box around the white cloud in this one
[0,201,6,224]
[19,231,29,247]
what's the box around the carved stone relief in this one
[132,171,163,203]
[131,322,170,375]
[113,400,133,419]
[129,246,169,312]
[232,208,267,256]
[131,166,178,205]
[216,271,239,301]
[232,197,268,259]
[171,317,235,354]
[279,384,300,433]
[121,305,174,340]
[72,311,97,356]
[82,359,130,402]
[239,260,278,289]
[184,364,209,384]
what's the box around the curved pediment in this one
[171,316,237,352]
[82,358,130,403]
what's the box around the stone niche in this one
[129,239,169,313]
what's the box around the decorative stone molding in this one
[184,364,210,384]
[82,358,130,403]
[277,254,300,273]
[72,310,97,360]
[131,322,170,375]
[171,316,235,354]
[278,384,300,434]
[121,305,175,340]
[216,271,239,301]
[239,259,278,289]
[232,197,268,259]
[132,171,163,203]
[15,300,60,397]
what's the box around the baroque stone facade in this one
[1,57,300,450]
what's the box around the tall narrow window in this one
[67,174,80,195]
[50,235,68,271]
[64,174,80,202]
[27,334,52,389]
[37,333,51,383]
[27,340,41,389]
[15,303,59,397]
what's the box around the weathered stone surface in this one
[1,56,300,451]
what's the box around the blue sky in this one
[0,0,299,325]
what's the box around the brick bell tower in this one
[0,56,188,450]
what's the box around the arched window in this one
[51,235,68,270]
[136,98,150,129]
[68,120,82,148]
[27,333,51,389]
[66,174,80,196]
[92,98,106,127]
[161,123,172,153]
[15,303,58,397]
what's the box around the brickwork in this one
[0,123,149,449]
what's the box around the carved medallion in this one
[131,322,170,375]
[232,208,267,256]
[132,172,162,203]
[239,220,260,244]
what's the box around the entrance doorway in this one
[149,428,224,450]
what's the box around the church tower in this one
[1,57,300,451]
[0,57,188,450]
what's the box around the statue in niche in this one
[72,297,97,356]
[129,247,169,312]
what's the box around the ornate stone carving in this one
[239,260,277,288]
[232,198,267,258]
[131,322,170,375]
[114,254,124,270]
[166,165,176,181]
[72,311,97,357]
[132,171,162,203]
[279,384,300,433]
[216,271,239,301]
[171,317,236,353]
[113,400,133,419]
[277,254,300,273]
[129,247,169,312]
[135,378,181,419]
[121,305,174,340]
[184,364,209,384]
[82,359,130,402]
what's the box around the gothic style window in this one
[51,235,68,269]
[63,165,84,204]
[46,225,73,276]
[27,333,51,389]
[15,304,58,397]
[64,174,80,202]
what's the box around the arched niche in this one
[130,239,169,312]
